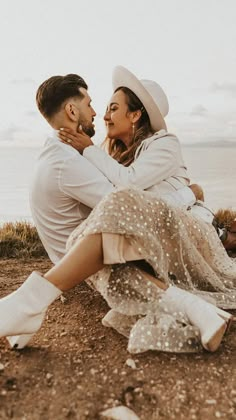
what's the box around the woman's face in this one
[104,90,133,145]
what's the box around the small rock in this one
[46,373,53,381]
[0,363,4,371]
[60,332,67,337]
[100,406,140,420]
[60,295,67,303]
[1,390,7,396]
[125,359,137,369]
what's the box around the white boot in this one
[165,286,232,352]
[0,271,61,348]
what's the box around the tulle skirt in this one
[67,188,236,353]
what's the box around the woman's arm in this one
[83,136,180,189]
[58,128,181,189]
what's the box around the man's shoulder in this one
[39,136,83,164]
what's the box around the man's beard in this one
[77,115,95,137]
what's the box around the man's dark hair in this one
[36,74,88,119]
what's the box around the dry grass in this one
[0,221,47,258]
[214,208,236,229]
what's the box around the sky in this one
[0,0,235,146]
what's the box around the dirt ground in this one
[0,258,235,420]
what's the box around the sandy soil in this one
[0,258,236,420]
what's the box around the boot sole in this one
[213,306,235,334]
[202,320,228,352]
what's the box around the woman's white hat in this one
[112,65,169,132]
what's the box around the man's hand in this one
[189,184,205,202]
[58,126,94,154]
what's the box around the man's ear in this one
[130,109,142,124]
[64,102,79,122]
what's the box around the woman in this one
[1,67,236,354]
[59,66,196,205]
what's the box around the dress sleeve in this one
[83,136,180,189]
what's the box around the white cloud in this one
[190,105,208,117]
[167,105,236,144]
[210,82,236,96]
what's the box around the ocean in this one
[0,147,40,224]
[0,145,235,224]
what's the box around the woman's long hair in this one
[104,87,154,166]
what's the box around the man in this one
[31,73,201,264]
[31,74,114,263]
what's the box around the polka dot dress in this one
[67,188,236,353]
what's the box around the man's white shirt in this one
[30,133,114,263]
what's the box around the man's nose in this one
[91,107,96,117]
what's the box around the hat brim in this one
[112,66,166,132]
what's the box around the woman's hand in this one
[189,184,205,202]
[58,126,94,154]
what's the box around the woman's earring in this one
[132,123,136,138]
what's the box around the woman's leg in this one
[137,267,168,290]
[45,234,105,291]
[44,233,168,292]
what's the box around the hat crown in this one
[140,79,169,118]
